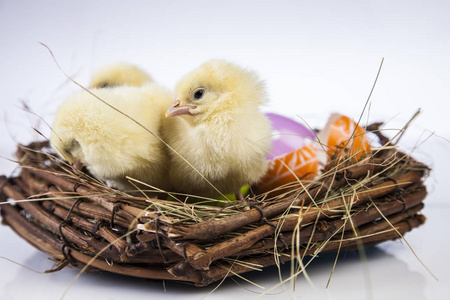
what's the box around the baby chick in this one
[89,62,153,88]
[164,60,272,199]
[51,83,172,192]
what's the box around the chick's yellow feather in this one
[164,60,272,198]
[51,84,172,192]
[90,62,153,88]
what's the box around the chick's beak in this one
[165,99,197,117]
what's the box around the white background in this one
[1,1,449,299]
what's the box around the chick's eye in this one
[193,88,205,100]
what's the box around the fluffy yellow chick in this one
[164,60,272,199]
[51,84,172,192]
[89,62,153,88]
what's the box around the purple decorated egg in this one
[266,113,316,160]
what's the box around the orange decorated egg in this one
[316,114,371,165]
[257,144,318,195]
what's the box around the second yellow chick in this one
[51,84,172,192]
[90,62,153,88]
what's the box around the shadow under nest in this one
[0,125,430,287]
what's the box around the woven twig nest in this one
[0,126,429,287]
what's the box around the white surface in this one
[1,1,449,299]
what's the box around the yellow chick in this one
[164,60,272,199]
[51,84,172,192]
[89,62,153,88]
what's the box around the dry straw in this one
[0,123,430,287]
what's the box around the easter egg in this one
[257,113,318,195]
[316,114,371,164]
[266,113,316,159]
[257,144,319,195]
